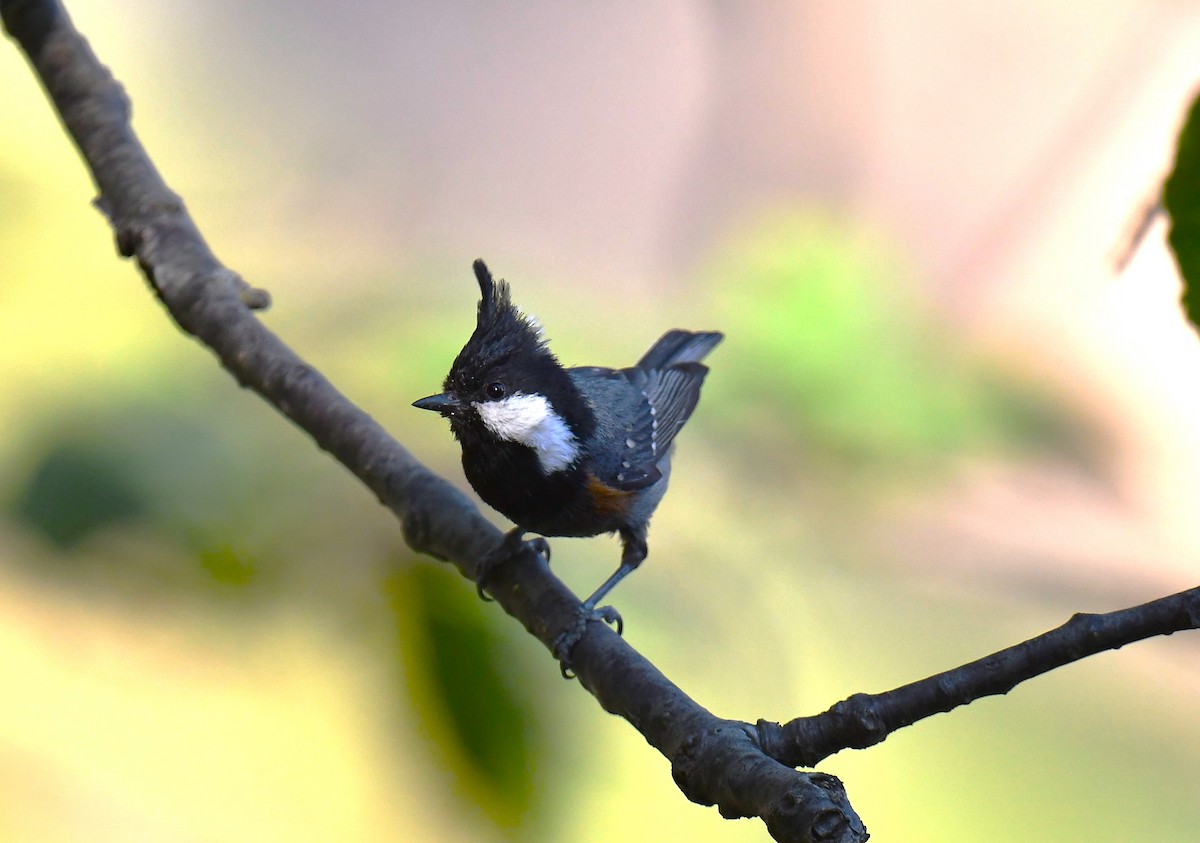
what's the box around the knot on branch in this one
[757,692,891,770]
[764,774,868,843]
[829,693,886,746]
[671,719,869,842]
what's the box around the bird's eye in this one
[485,381,507,400]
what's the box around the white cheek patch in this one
[474,392,579,473]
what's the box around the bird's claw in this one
[474,533,551,601]
[475,577,493,602]
[554,604,624,678]
[528,537,551,564]
[593,604,623,635]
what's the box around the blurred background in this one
[2,1,1200,840]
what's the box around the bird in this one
[414,259,721,659]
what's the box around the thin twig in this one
[1111,192,1163,272]
[759,586,1200,768]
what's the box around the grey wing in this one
[624,361,711,459]
[569,367,663,491]
[570,331,720,492]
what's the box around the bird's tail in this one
[636,330,723,371]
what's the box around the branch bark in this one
[1,1,865,840]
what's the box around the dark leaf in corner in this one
[1165,90,1200,329]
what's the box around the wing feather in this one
[637,362,709,457]
[572,331,720,492]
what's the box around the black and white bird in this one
[414,260,721,654]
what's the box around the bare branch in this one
[1,1,866,839]
[759,585,1200,768]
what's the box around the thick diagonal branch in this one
[1,1,867,839]
[759,585,1200,768]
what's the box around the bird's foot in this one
[475,532,551,601]
[553,603,623,679]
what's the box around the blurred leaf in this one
[11,442,145,549]
[197,542,258,586]
[6,407,289,598]
[1165,90,1200,328]
[702,209,1076,475]
[389,564,539,830]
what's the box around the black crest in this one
[444,260,554,393]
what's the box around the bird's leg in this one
[475,527,551,601]
[553,529,647,674]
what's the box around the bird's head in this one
[413,260,593,473]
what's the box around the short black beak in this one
[413,392,461,416]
